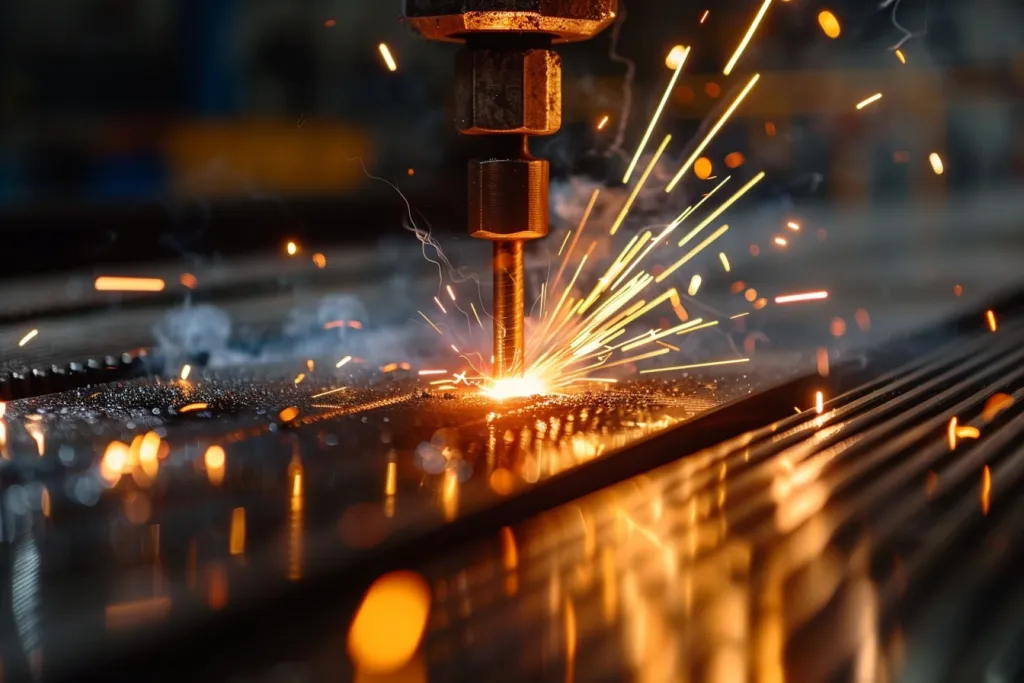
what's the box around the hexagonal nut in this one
[468,158,549,240]
[456,48,561,136]
[404,0,618,43]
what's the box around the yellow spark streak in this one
[775,291,828,304]
[596,115,610,130]
[623,50,689,183]
[986,310,997,332]
[639,358,749,374]
[547,254,590,334]
[855,93,883,110]
[895,49,906,64]
[557,231,573,256]
[18,329,38,347]
[417,369,448,376]
[578,234,646,314]
[956,426,980,439]
[418,311,443,334]
[730,312,750,319]
[981,465,991,515]
[947,416,958,450]
[570,348,671,378]
[446,285,456,301]
[929,152,944,175]
[719,252,731,272]
[378,43,398,72]
[450,344,459,353]
[335,355,352,368]
[657,223,731,283]
[180,364,191,380]
[723,0,773,76]
[95,276,166,292]
[178,402,208,413]
[687,275,702,296]
[294,373,306,385]
[774,236,787,246]
[549,190,599,302]
[470,303,484,329]
[676,320,719,336]
[611,135,672,236]
[787,221,800,231]
[621,319,705,352]
[434,296,448,314]
[677,172,764,248]
[700,9,710,23]
[666,75,760,192]
[312,386,347,399]
[815,391,824,414]
[657,340,680,351]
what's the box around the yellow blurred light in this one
[95,276,166,292]
[286,241,299,256]
[818,10,841,38]
[483,375,548,400]
[348,571,431,673]
[379,43,398,72]
[929,152,944,175]
[694,157,713,180]
[665,45,688,70]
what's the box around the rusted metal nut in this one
[404,0,618,43]
[456,48,561,136]
[468,158,549,240]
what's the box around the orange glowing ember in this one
[95,276,166,292]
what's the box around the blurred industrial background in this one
[0,0,1021,275]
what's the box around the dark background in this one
[0,0,1021,276]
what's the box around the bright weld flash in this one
[484,376,548,400]
[723,0,772,76]
[775,291,828,304]
[95,276,166,292]
[378,43,398,72]
[855,93,883,110]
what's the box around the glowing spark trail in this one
[775,291,829,304]
[312,387,347,399]
[666,74,760,192]
[723,0,773,76]
[623,48,689,183]
[687,275,702,296]
[18,329,38,347]
[719,253,731,272]
[180,365,191,381]
[929,152,944,175]
[419,311,443,335]
[378,43,398,72]
[95,276,166,292]
[335,356,353,368]
[639,358,750,374]
[596,115,610,130]
[855,93,883,110]
[446,285,456,301]
[657,223,731,283]
[677,171,764,248]
[986,310,997,332]
[611,135,672,235]
[434,296,447,314]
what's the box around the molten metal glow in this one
[484,376,548,400]
[95,276,166,292]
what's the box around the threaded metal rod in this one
[493,240,525,379]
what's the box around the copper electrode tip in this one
[404,0,618,379]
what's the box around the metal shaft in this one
[492,240,525,379]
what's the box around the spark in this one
[418,311,443,335]
[180,273,198,288]
[986,310,997,332]
[378,43,398,72]
[855,93,883,110]
[335,356,353,369]
[658,222,732,283]
[723,0,773,76]
[730,312,750,319]
[95,276,166,292]
[815,391,824,414]
[446,285,456,301]
[623,48,689,183]
[956,426,980,440]
[773,236,787,246]
[929,152,944,175]
[434,296,448,314]
[639,358,749,374]
[818,10,841,38]
[312,386,347,399]
[279,406,300,422]
[180,365,191,381]
[700,9,710,23]
[313,253,327,268]
[596,115,610,130]
[687,275,702,296]
[18,329,38,347]
[286,241,298,256]
[294,373,306,385]
[718,252,731,272]
[775,291,828,304]
[178,403,209,413]
[948,416,958,450]
[895,49,906,64]
[787,221,800,231]
[982,393,1014,422]
[611,134,672,235]
[417,369,447,376]
[666,74,760,192]
[664,45,689,71]
[470,303,484,329]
